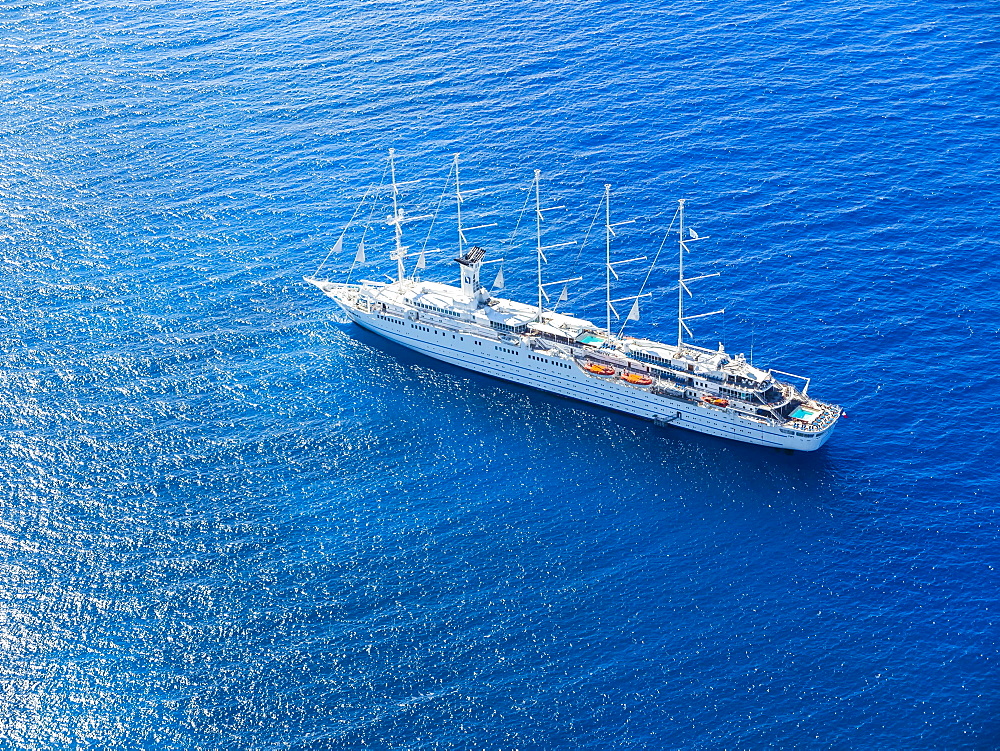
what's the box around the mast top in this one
[455,246,485,266]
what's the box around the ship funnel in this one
[455,245,487,302]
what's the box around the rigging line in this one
[503,180,534,250]
[570,189,605,267]
[419,160,456,258]
[551,190,602,315]
[615,206,679,338]
[361,162,388,238]
[318,160,389,278]
[314,183,373,278]
[345,160,390,284]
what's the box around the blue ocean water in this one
[1,0,998,747]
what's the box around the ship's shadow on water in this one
[338,319,840,507]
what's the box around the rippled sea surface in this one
[2,0,998,747]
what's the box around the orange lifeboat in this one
[584,362,616,376]
[620,372,653,386]
[701,395,729,408]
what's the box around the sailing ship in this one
[306,150,842,451]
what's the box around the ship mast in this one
[455,154,464,258]
[452,154,498,304]
[535,170,543,320]
[388,148,406,283]
[531,171,577,322]
[605,184,612,335]
[385,149,436,284]
[603,186,641,339]
[677,198,686,349]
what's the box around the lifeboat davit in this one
[584,363,616,376]
[701,395,729,408]
[620,372,653,386]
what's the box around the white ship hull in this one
[329,294,834,452]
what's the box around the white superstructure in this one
[306,152,842,451]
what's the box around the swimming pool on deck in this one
[790,406,821,423]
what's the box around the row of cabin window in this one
[528,354,570,369]
[414,301,460,318]
[399,323,537,355]
[493,346,571,370]
[490,321,528,334]
[409,323,461,339]
[377,319,495,350]
[719,386,753,400]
